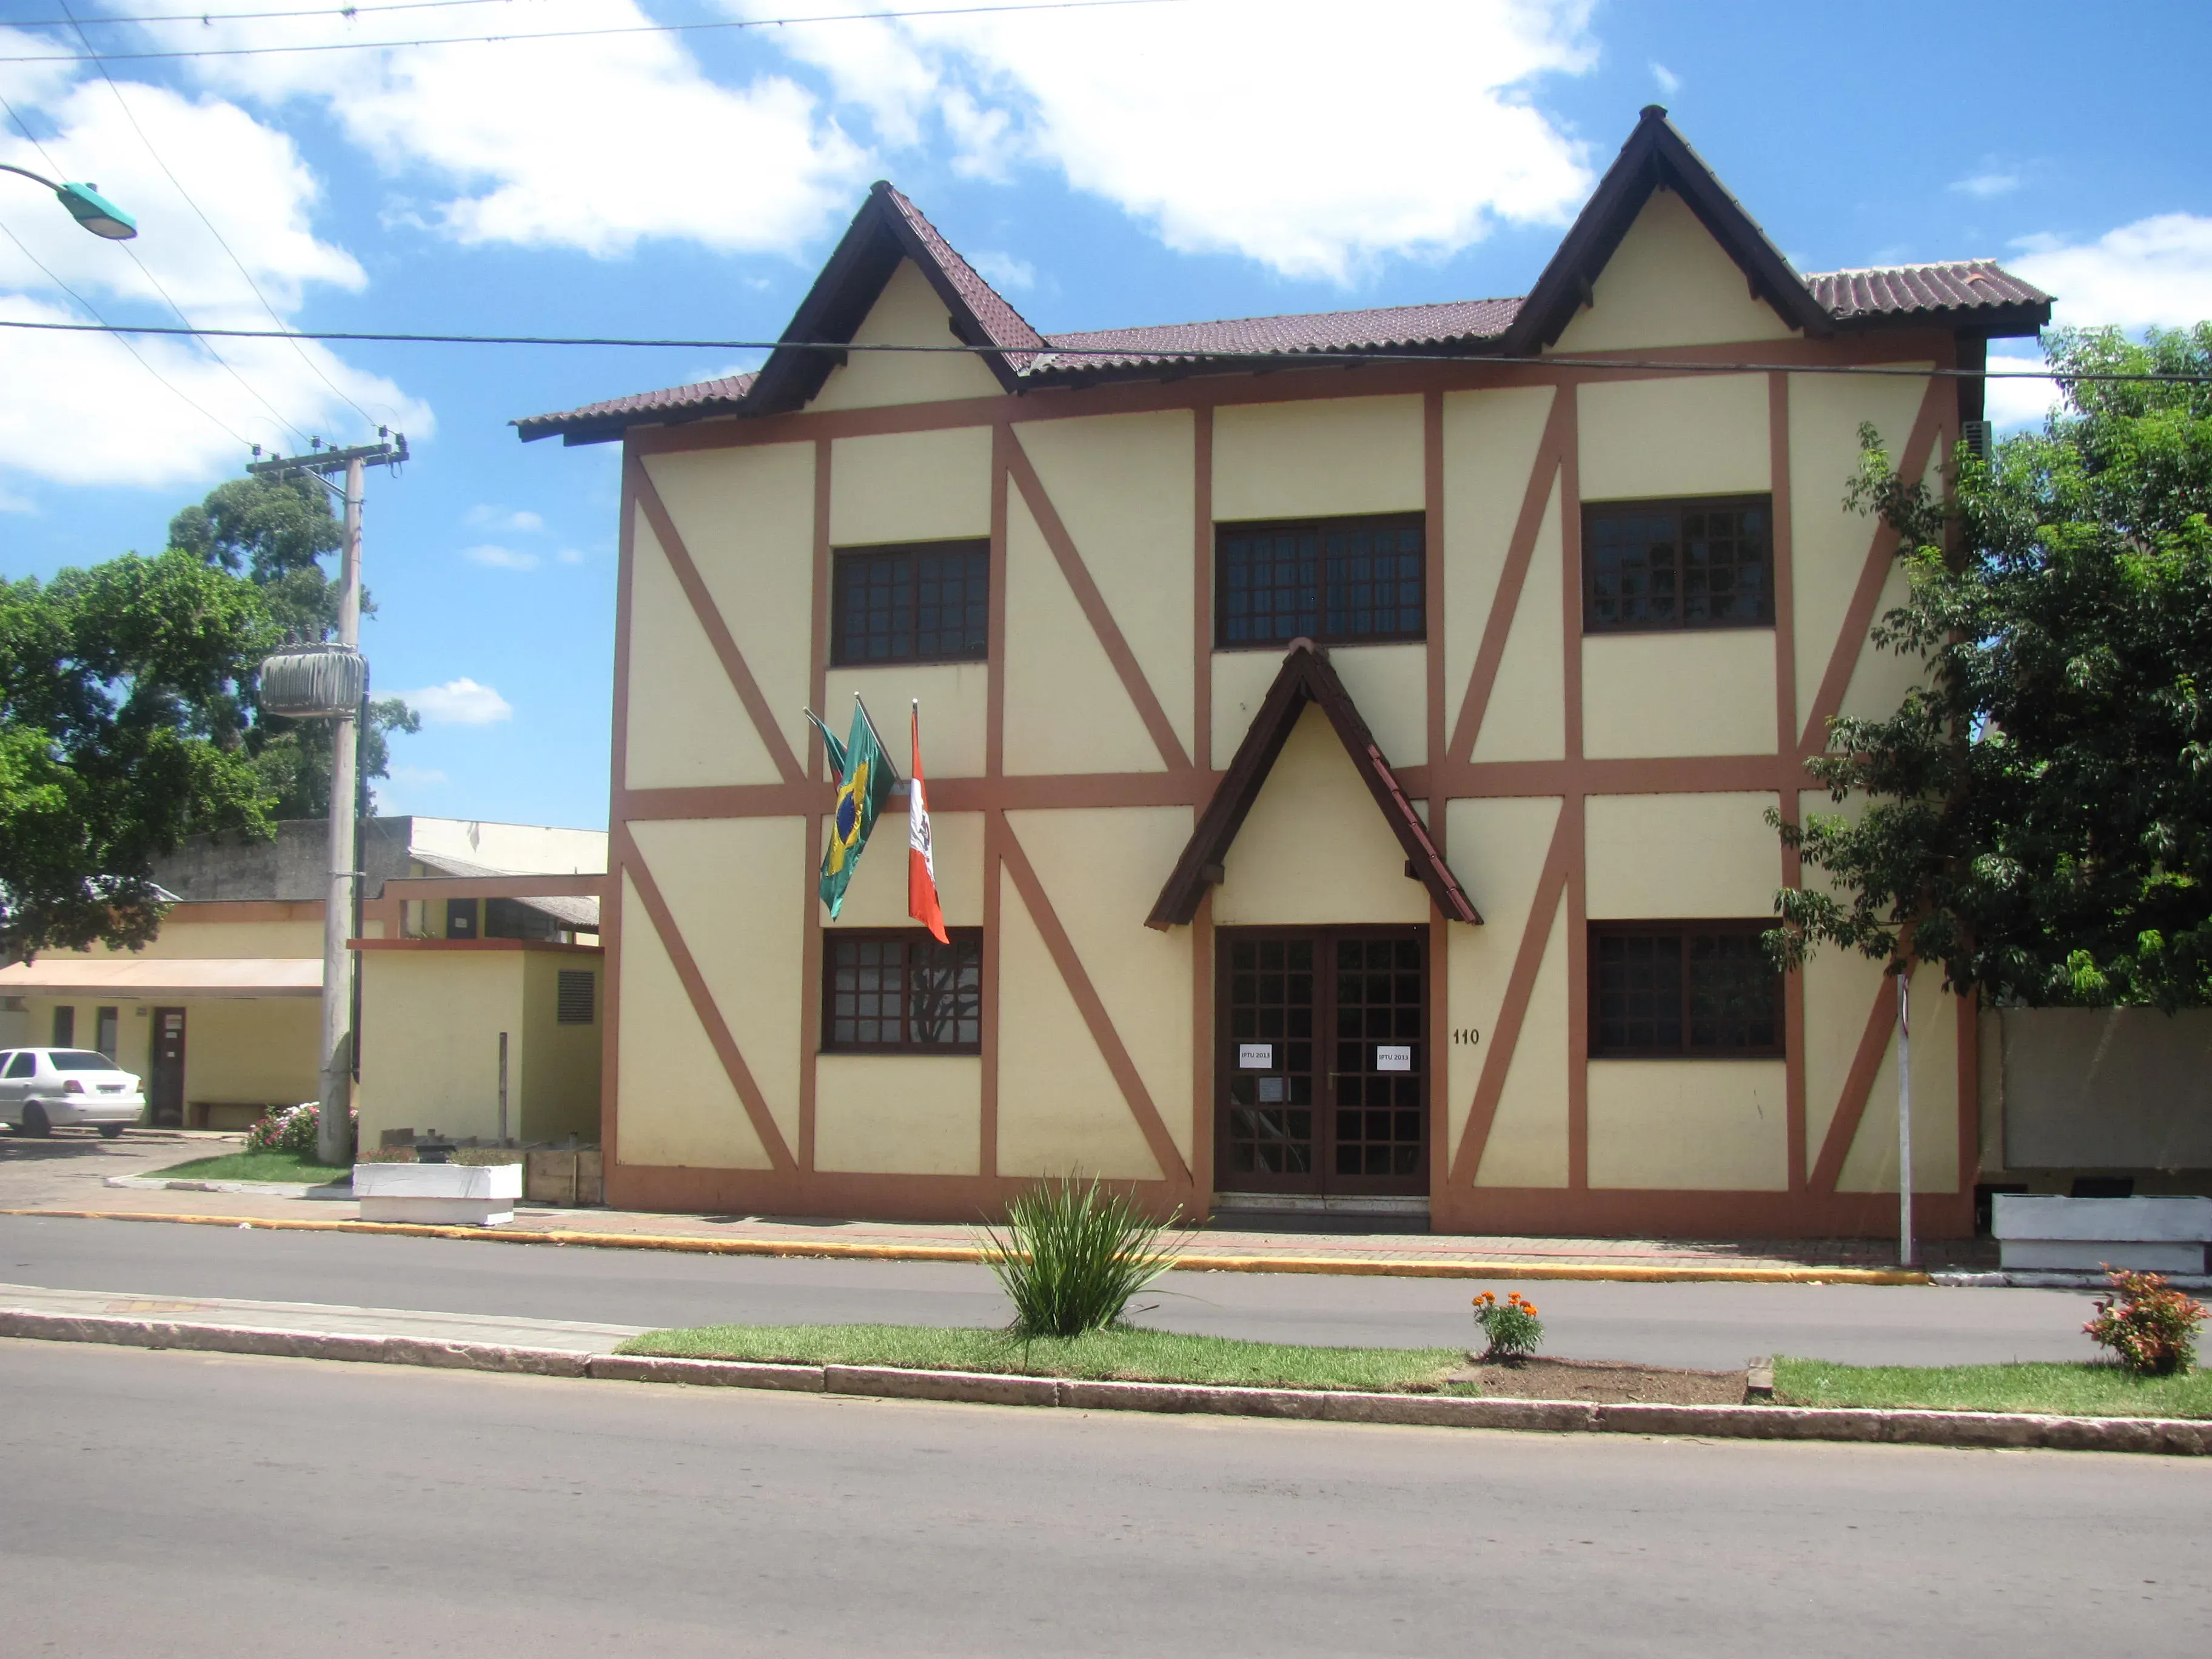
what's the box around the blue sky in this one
[3,0,2208,832]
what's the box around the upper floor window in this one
[831,540,990,666]
[823,928,983,1053]
[1589,920,1783,1059]
[1216,514,1425,649]
[1584,496,1772,632]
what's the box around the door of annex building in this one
[1215,927,1429,1198]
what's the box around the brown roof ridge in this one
[1047,293,1529,343]
[872,180,1047,364]
[1807,256,2007,276]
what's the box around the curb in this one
[2,1309,2201,1456]
[104,1177,350,1201]
[1932,1270,2212,1292]
[0,1209,1934,1285]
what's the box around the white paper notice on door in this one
[1238,1043,1273,1070]
[1375,1045,1413,1072]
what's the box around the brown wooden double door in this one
[1216,927,1429,1197]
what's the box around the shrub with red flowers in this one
[2084,1269,2205,1377]
[1473,1290,1544,1361]
[243,1101,355,1161]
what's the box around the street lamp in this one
[0,162,137,239]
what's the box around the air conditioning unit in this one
[1961,418,1994,460]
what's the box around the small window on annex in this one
[1216,514,1425,649]
[823,930,982,1053]
[1589,922,1783,1058]
[1583,496,1772,632]
[831,541,990,666]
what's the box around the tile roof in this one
[1805,260,2051,321]
[877,183,1047,369]
[1037,296,1525,370]
[516,373,754,440]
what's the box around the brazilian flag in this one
[817,697,897,918]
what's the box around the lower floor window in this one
[825,929,982,1052]
[1590,921,1782,1057]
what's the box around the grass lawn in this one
[620,1322,1466,1394]
[1776,1356,2212,1419]
[149,1151,351,1185]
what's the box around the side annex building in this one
[518,109,2053,1238]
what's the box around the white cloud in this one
[463,543,541,571]
[555,547,586,566]
[0,482,32,512]
[150,0,870,258]
[1949,171,2019,199]
[2009,214,2212,330]
[400,678,514,724]
[466,505,543,532]
[388,765,448,788]
[1983,349,2060,430]
[0,63,432,488]
[969,249,1034,292]
[736,0,1598,283]
[1651,62,1681,96]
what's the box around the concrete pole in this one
[316,457,365,1170]
[1896,968,1914,1267]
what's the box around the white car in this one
[0,1048,147,1138]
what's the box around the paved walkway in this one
[0,1125,1994,1281]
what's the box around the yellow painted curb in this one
[0,1208,1932,1285]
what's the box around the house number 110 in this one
[1451,1027,1482,1045]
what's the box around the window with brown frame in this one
[1583,495,1772,632]
[1216,514,1425,649]
[831,540,990,666]
[1589,921,1783,1058]
[822,928,983,1053]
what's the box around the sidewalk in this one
[0,1126,1986,1282]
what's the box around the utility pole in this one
[1896,968,1914,1268]
[249,434,407,1171]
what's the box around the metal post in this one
[497,1030,510,1147]
[1896,968,1913,1267]
[316,457,365,1171]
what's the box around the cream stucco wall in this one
[1210,649,1283,771]
[995,860,1163,1179]
[1004,486,1162,774]
[1443,795,1566,1182]
[1587,1059,1789,1189]
[1582,628,1777,759]
[1442,386,1553,725]
[1553,189,1798,352]
[1474,905,1571,1187]
[1013,412,1195,759]
[810,260,1007,411]
[1326,644,1427,767]
[183,998,322,1110]
[629,817,805,1153]
[1008,806,1194,1167]
[1801,939,1885,1162]
[1578,373,1770,501]
[625,508,782,790]
[1472,477,1567,765]
[1213,706,1430,927]
[357,951,524,1145]
[1585,791,1782,920]
[830,426,993,546]
[1212,395,1424,521]
[816,1054,982,1174]
[823,662,988,780]
[643,441,817,767]
[74,919,323,959]
[1837,968,1960,1194]
[614,871,769,1168]
[520,950,602,1143]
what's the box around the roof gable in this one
[1504,104,1833,354]
[745,182,1045,417]
[1147,642,1480,929]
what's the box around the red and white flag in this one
[908,700,948,943]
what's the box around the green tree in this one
[1768,324,2212,1009]
[169,474,419,817]
[0,550,276,959]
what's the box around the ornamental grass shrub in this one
[979,1176,1184,1339]
[2085,1269,2205,1377]
[1473,1290,1544,1361]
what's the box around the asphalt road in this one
[5,1340,2205,1658]
[0,1212,2107,1367]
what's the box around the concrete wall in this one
[1991,1007,2212,1175]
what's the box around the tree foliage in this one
[0,551,276,958]
[1769,325,2212,1008]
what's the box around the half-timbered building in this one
[517,108,2051,1236]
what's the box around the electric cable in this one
[18,0,534,25]
[0,315,2202,382]
[0,0,1187,62]
[56,0,381,438]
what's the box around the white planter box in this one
[354,1161,522,1227]
[1991,1194,2212,1273]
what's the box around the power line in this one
[0,217,255,450]
[0,0,1185,62]
[55,0,378,437]
[2,315,2205,382]
[20,0,528,25]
